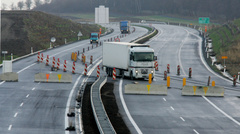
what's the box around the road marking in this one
[38,82,40,84]
[0,81,5,85]
[20,102,24,107]
[8,125,12,130]
[180,117,185,122]
[26,94,30,98]
[170,106,175,111]
[14,112,18,117]
[163,98,166,101]
[178,29,189,76]
[32,87,35,90]
[202,96,240,126]
[193,129,199,134]
[119,79,143,134]
[17,63,36,74]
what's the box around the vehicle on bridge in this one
[90,32,100,44]
[103,42,156,79]
[120,21,131,34]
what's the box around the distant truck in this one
[103,42,156,79]
[90,32,100,44]
[120,21,131,34]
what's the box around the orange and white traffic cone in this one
[57,58,60,70]
[37,52,40,62]
[164,71,167,80]
[46,55,49,66]
[41,53,43,63]
[72,62,75,74]
[167,64,170,73]
[81,53,84,62]
[52,57,56,68]
[84,64,87,76]
[155,61,159,71]
[90,56,93,64]
[189,68,192,78]
[97,65,100,77]
[63,60,67,72]
[177,65,180,75]
[113,68,116,80]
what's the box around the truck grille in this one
[141,69,148,74]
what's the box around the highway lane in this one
[115,24,240,134]
[0,24,148,133]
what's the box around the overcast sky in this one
[1,0,25,9]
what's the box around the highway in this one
[115,24,240,134]
[0,24,148,134]
[1,22,240,134]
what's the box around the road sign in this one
[2,51,8,54]
[199,17,210,24]
[78,31,83,37]
[222,56,228,59]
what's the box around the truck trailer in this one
[120,21,131,34]
[103,42,156,79]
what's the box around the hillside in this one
[209,18,240,76]
[1,11,102,58]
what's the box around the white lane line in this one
[26,94,30,98]
[17,63,36,74]
[8,125,12,130]
[32,87,35,90]
[163,98,166,101]
[202,96,240,126]
[14,112,18,118]
[119,79,143,134]
[180,117,185,122]
[170,106,175,111]
[193,129,199,134]
[20,102,24,107]
[178,29,189,76]
[0,81,5,85]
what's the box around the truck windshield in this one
[91,35,98,38]
[133,52,154,61]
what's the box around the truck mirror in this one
[130,55,133,60]
[154,56,157,60]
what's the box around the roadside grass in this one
[208,18,240,76]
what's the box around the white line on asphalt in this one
[119,79,143,134]
[26,94,30,98]
[193,129,199,134]
[163,98,166,101]
[17,63,36,74]
[32,87,35,90]
[20,102,24,107]
[202,96,240,126]
[8,125,12,130]
[180,117,185,122]
[14,112,18,118]
[178,29,189,76]
[170,106,175,111]
[0,81,5,85]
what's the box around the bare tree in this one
[25,0,32,10]
[10,3,17,10]
[34,0,43,7]
[1,3,7,10]
[18,1,24,10]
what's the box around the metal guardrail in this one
[90,76,116,134]
[131,26,157,43]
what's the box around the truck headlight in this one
[151,70,154,73]
[90,40,92,41]
[135,70,138,74]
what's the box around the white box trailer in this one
[103,42,156,79]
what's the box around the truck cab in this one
[128,47,155,79]
[120,21,130,34]
[90,32,100,44]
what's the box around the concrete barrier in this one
[34,73,72,83]
[182,85,224,97]
[0,72,18,82]
[125,84,167,95]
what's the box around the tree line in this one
[1,0,50,10]
[2,0,240,21]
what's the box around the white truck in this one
[102,42,156,79]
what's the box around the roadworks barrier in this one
[34,73,72,83]
[125,84,167,95]
[0,72,18,82]
[182,85,224,97]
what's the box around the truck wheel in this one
[130,71,133,80]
